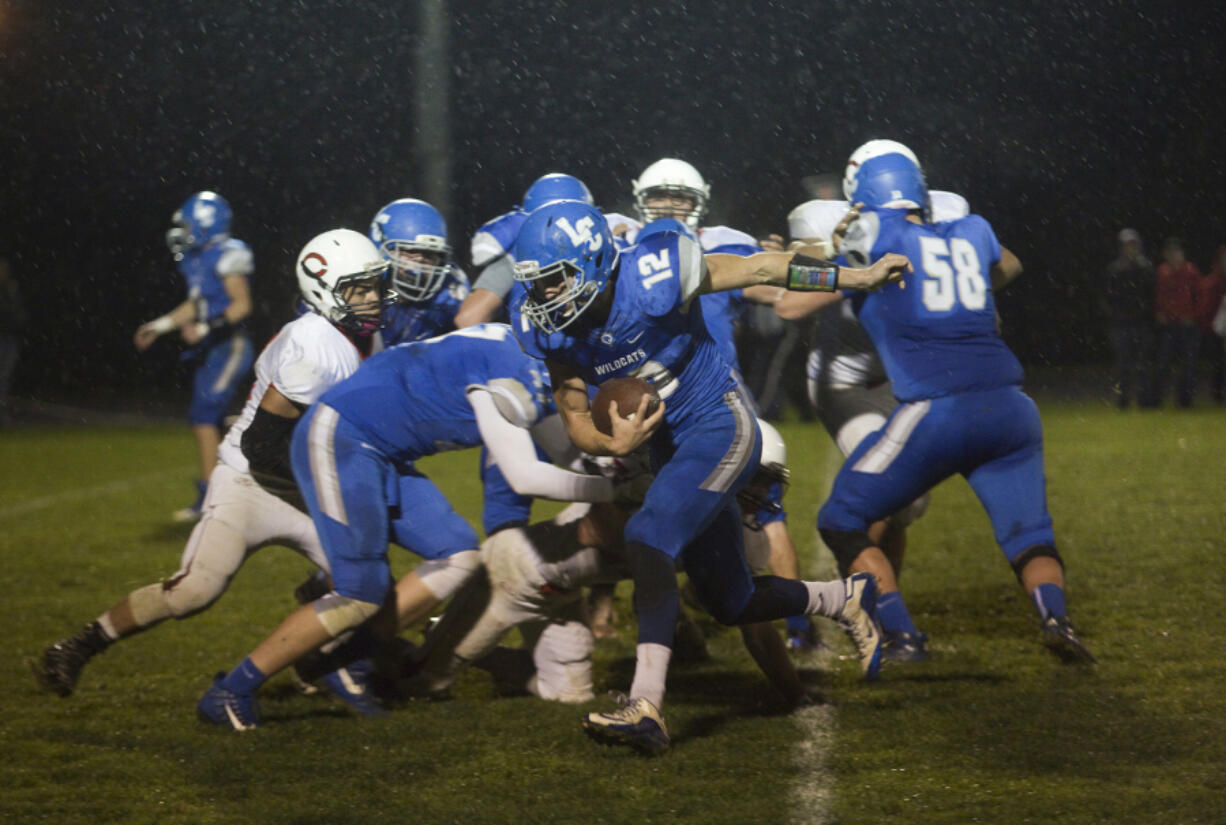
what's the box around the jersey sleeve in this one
[633,234,705,318]
[273,320,351,405]
[216,239,254,278]
[472,377,541,428]
[472,255,516,299]
[963,214,1002,266]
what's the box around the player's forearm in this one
[707,249,895,294]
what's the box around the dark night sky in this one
[1,0,1224,396]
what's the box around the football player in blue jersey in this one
[135,191,255,521]
[454,173,595,328]
[812,139,1094,665]
[369,198,470,346]
[197,324,625,729]
[639,216,825,654]
[510,199,909,754]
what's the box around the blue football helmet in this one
[842,140,930,217]
[368,198,451,303]
[513,200,617,334]
[636,216,697,244]
[166,191,232,259]
[522,173,594,214]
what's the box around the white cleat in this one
[837,573,883,680]
[581,695,670,756]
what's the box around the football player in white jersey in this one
[37,229,388,699]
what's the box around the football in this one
[590,376,661,436]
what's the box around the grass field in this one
[2,399,1225,824]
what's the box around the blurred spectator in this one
[1099,229,1155,409]
[1152,236,1201,408]
[0,256,25,426]
[1194,245,1226,403]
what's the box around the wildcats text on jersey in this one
[594,349,648,377]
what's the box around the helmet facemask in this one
[330,268,390,335]
[635,185,708,230]
[165,211,194,260]
[382,237,450,303]
[737,460,790,531]
[514,258,601,334]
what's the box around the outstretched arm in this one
[468,388,615,502]
[703,248,910,294]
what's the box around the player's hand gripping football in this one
[606,394,665,457]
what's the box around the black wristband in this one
[786,254,839,292]
[207,314,232,333]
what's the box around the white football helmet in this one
[632,158,710,229]
[296,229,389,334]
[842,139,932,222]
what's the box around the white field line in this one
[0,466,194,521]
[791,703,837,823]
[789,443,850,825]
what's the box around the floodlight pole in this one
[415,0,452,224]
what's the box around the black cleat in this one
[1041,617,1096,664]
[293,570,332,605]
[37,638,93,697]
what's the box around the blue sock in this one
[785,615,810,634]
[1032,583,1067,621]
[220,657,268,695]
[876,591,919,636]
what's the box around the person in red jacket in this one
[1195,245,1226,403]
[1153,237,1201,407]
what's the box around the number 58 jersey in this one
[840,209,1023,402]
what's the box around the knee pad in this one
[416,549,481,601]
[481,529,545,599]
[819,528,875,577]
[888,492,930,529]
[531,620,595,703]
[313,593,381,638]
[1009,544,1064,581]
[162,565,230,619]
[127,583,174,627]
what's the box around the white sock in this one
[802,580,848,618]
[628,642,671,709]
[96,613,119,641]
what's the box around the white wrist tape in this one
[149,315,176,334]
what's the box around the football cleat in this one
[581,695,670,756]
[880,630,931,663]
[293,570,332,605]
[172,480,208,523]
[35,621,110,697]
[197,673,261,731]
[836,573,882,680]
[318,659,387,717]
[36,638,93,697]
[1041,617,1097,664]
